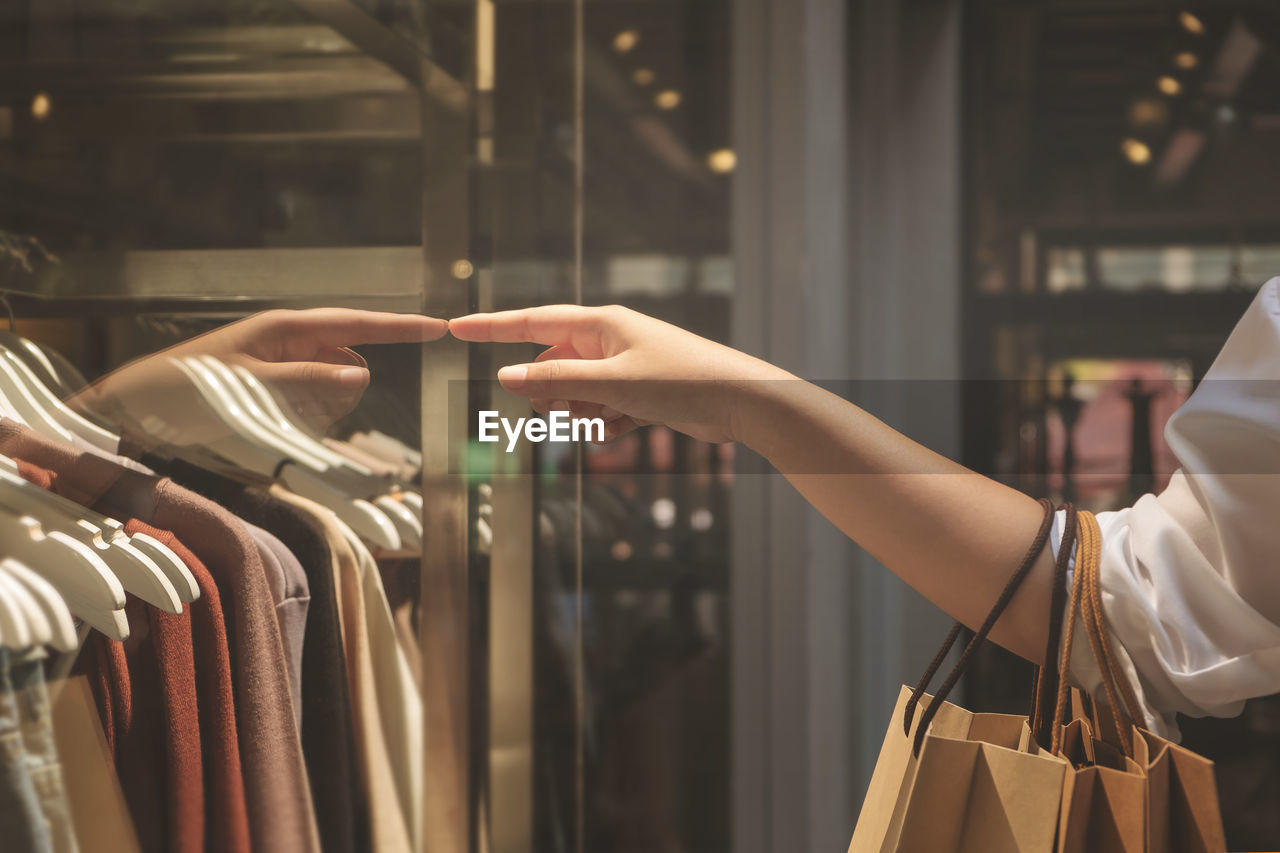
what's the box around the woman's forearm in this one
[739,379,1057,662]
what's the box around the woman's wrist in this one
[723,362,801,455]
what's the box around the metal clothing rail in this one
[0,247,425,316]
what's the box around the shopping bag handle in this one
[904,497,1059,756]
[1051,509,1145,756]
[1029,502,1079,747]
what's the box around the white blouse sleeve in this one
[1053,277,1280,739]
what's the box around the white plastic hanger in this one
[173,357,402,550]
[185,357,329,471]
[0,385,23,422]
[0,332,62,392]
[0,511,126,640]
[352,429,422,470]
[75,510,197,605]
[0,346,119,452]
[225,361,370,474]
[399,490,423,515]
[0,363,193,605]
[0,459,182,614]
[211,361,412,526]
[0,571,29,648]
[0,565,50,648]
[0,559,77,652]
[229,362,422,552]
[105,541,182,614]
[211,361,409,520]
[129,533,199,603]
[224,361,353,466]
[373,494,422,552]
[0,371,194,604]
[0,355,74,444]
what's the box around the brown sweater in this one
[129,520,251,853]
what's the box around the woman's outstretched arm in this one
[449,304,1057,662]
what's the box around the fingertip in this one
[335,366,370,387]
[497,364,528,390]
[446,314,485,341]
[413,315,448,341]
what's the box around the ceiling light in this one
[1157,75,1182,96]
[1174,51,1199,69]
[613,30,639,53]
[706,148,736,174]
[1179,11,1205,36]
[30,92,51,121]
[631,67,655,86]
[1121,138,1152,165]
[654,89,681,110]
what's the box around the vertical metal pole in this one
[418,51,476,853]
[571,1,587,852]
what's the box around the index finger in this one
[448,305,595,345]
[277,308,449,345]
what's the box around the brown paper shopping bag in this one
[1137,728,1225,853]
[893,704,1068,853]
[848,686,1068,853]
[849,499,1228,853]
[1052,717,1146,853]
[1037,508,1148,853]
[848,498,1071,853]
[1048,509,1226,853]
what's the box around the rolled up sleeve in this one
[1052,278,1280,739]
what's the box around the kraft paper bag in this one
[850,500,1071,853]
[1049,700,1224,853]
[847,504,1227,853]
[1050,719,1226,853]
[1053,718,1145,853]
[847,686,969,853]
[1061,508,1226,853]
[1136,728,1226,853]
[848,685,1068,853]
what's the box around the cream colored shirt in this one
[267,486,417,852]
[1057,277,1280,738]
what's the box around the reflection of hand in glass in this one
[74,308,448,444]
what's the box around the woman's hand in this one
[448,304,794,444]
[76,308,448,440]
